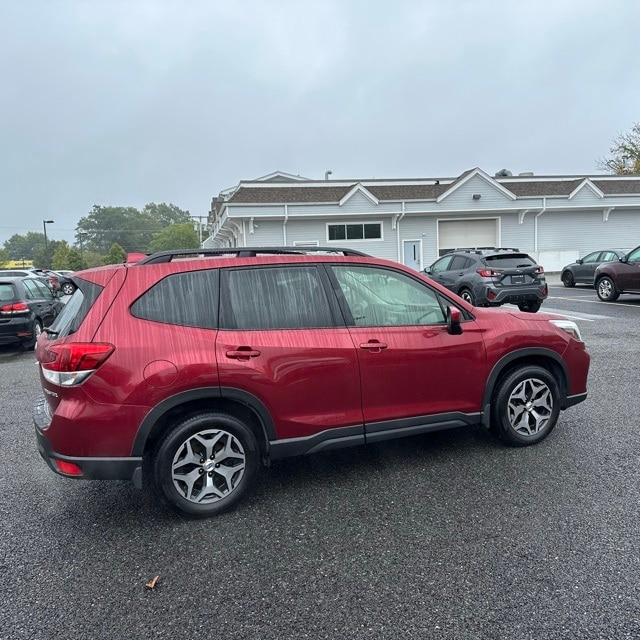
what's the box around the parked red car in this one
[34,248,590,517]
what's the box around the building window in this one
[328,223,382,241]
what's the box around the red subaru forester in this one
[34,248,590,517]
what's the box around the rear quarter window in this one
[131,270,218,329]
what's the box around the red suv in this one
[33,248,590,517]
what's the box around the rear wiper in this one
[43,328,59,337]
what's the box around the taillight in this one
[534,265,545,275]
[40,343,114,386]
[0,302,29,315]
[476,268,503,278]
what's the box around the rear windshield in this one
[483,254,536,268]
[0,282,17,303]
[47,278,103,338]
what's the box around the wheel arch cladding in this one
[482,349,569,420]
[132,388,275,458]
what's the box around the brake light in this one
[0,302,29,315]
[40,343,114,386]
[534,266,545,275]
[476,268,503,278]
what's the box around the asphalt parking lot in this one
[1,281,639,640]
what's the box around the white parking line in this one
[548,294,640,309]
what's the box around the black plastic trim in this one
[365,413,481,443]
[269,425,364,459]
[131,386,276,456]
[35,428,142,486]
[481,348,570,421]
[564,392,588,408]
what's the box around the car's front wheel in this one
[490,365,560,446]
[151,412,260,517]
[561,271,575,288]
[596,276,620,302]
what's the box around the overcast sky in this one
[1,0,639,245]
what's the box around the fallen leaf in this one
[145,575,159,590]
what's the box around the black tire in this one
[151,412,259,518]
[459,288,475,305]
[596,276,620,302]
[517,300,542,313]
[490,365,560,446]
[561,271,575,288]
[24,319,42,350]
[61,282,75,296]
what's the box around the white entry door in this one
[403,240,422,271]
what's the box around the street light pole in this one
[43,219,55,252]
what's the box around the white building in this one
[205,168,640,271]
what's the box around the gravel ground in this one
[1,283,638,639]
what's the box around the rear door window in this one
[220,266,336,330]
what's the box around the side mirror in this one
[576,259,583,265]
[423,267,432,275]
[447,306,463,335]
[621,255,629,263]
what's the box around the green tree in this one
[33,239,63,269]
[52,241,71,270]
[142,203,191,226]
[104,243,127,265]
[3,232,45,261]
[598,122,640,174]
[0,249,9,266]
[150,222,201,252]
[75,203,191,254]
[82,251,104,269]
[67,248,85,271]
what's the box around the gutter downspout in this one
[534,197,546,253]
[395,202,406,263]
[283,204,288,245]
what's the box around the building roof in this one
[225,174,640,205]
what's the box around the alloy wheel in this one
[171,429,246,504]
[507,378,553,436]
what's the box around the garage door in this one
[438,219,498,255]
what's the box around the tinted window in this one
[450,255,472,270]
[582,252,601,264]
[627,247,640,262]
[131,270,218,329]
[22,279,40,299]
[220,266,334,330]
[332,265,447,326]
[0,283,17,302]
[483,254,536,268]
[33,280,53,298]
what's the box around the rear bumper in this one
[33,398,142,488]
[478,284,547,306]
[0,317,33,344]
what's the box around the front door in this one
[329,264,486,436]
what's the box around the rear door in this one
[617,247,640,290]
[215,265,362,441]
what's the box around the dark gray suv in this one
[425,248,547,312]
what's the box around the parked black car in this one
[424,248,547,312]
[0,276,62,349]
[594,245,640,302]
[560,249,628,287]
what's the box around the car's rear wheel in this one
[596,276,620,302]
[517,301,541,313]
[491,365,560,446]
[61,282,75,296]
[459,288,475,305]
[151,412,259,517]
[561,271,575,288]
[24,319,42,350]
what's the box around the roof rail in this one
[452,246,521,254]
[135,246,371,265]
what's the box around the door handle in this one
[226,348,261,359]
[359,341,388,351]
